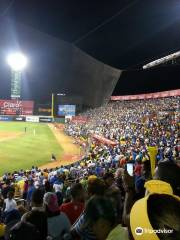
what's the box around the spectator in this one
[22,180,28,200]
[154,160,180,196]
[26,180,35,208]
[1,180,14,200]
[60,183,85,224]
[43,192,71,240]
[31,189,44,211]
[83,196,129,240]
[4,192,17,213]
[103,172,119,193]
[8,221,41,240]
[71,178,106,240]
[22,210,48,240]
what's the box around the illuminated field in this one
[0,122,63,175]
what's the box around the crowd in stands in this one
[0,96,180,240]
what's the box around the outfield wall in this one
[0,115,65,123]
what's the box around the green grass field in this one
[0,122,63,175]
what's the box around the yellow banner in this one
[148,146,158,177]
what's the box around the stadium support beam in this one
[51,93,54,118]
[143,50,180,69]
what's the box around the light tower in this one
[7,52,27,99]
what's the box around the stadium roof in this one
[5,0,180,69]
[0,0,179,104]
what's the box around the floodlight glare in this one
[7,53,27,71]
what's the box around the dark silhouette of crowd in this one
[0,96,179,240]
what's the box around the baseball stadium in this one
[0,1,179,240]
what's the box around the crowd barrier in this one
[111,89,180,101]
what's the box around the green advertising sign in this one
[11,71,21,99]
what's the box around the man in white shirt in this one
[4,191,17,212]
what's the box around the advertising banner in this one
[71,116,89,123]
[36,103,52,116]
[11,71,21,99]
[38,108,51,115]
[0,100,34,115]
[0,116,13,121]
[26,116,39,122]
[92,134,117,146]
[39,117,52,123]
[13,116,26,121]
[111,89,180,101]
[58,105,76,116]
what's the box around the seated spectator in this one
[22,210,48,240]
[83,196,129,240]
[21,189,45,235]
[8,221,41,240]
[60,183,85,224]
[4,192,17,213]
[4,209,21,240]
[4,209,20,225]
[31,189,44,211]
[1,180,15,200]
[43,192,71,240]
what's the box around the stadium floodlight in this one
[7,52,27,71]
[57,93,66,96]
[6,52,28,99]
[143,50,180,69]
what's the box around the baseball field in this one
[0,122,80,176]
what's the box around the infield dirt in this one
[39,124,81,169]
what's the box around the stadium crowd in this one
[0,96,179,240]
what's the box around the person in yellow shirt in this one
[0,223,5,238]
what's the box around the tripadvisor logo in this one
[135,227,143,235]
[135,227,173,235]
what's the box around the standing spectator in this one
[71,178,106,240]
[22,180,28,200]
[26,180,35,209]
[60,183,85,224]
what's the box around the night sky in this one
[0,0,180,99]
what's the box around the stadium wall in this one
[111,89,180,101]
[0,115,65,123]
